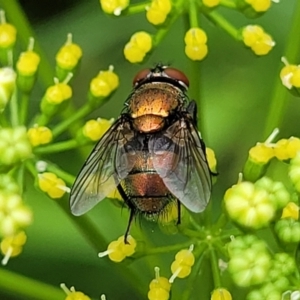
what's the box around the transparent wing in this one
[149,117,212,212]
[70,117,135,216]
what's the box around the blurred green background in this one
[0,0,299,299]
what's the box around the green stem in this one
[127,1,150,14]
[9,89,19,127]
[212,212,228,233]
[189,0,199,28]
[205,10,240,40]
[19,92,30,125]
[0,267,65,300]
[263,1,300,138]
[209,246,222,288]
[34,139,79,155]
[220,0,237,9]
[1,0,53,87]
[51,103,91,138]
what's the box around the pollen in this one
[38,172,69,199]
[184,28,208,61]
[124,32,152,63]
[27,125,53,147]
[242,25,275,55]
[90,66,119,98]
[1,231,27,265]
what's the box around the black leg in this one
[124,208,135,244]
[176,200,181,225]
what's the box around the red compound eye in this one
[163,67,189,87]
[132,68,151,86]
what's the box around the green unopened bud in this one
[0,127,32,166]
[255,177,290,210]
[224,181,276,229]
[228,249,271,287]
[271,253,296,278]
[0,67,16,111]
[289,152,300,192]
[0,174,19,194]
[275,218,300,244]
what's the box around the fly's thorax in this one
[129,82,185,133]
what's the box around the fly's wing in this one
[149,116,211,213]
[70,117,135,216]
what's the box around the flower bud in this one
[38,172,68,199]
[211,288,232,300]
[275,218,300,244]
[281,202,299,220]
[82,118,114,141]
[224,181,276,229]
[146,0,172,25]
[0,67,16,111]
[0,174,19,194]
[0,127,32,166]
[148,267,171,300]
[60,284,91,300]
[0,12,16,49]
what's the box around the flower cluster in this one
[99,0,277,63]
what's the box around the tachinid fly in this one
[70,64,212,242]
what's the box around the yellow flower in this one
[27,125,53,147]
[203,0,220,8]
[248,143,274,164]
[90,66,119,98]
[242,25,275,55]
[100,0,129,16]
[82,118,114,141]
[245,0,271,12]
[44,82,72,104]
[16,51,40,76]
[148,267,171,300]
[38,172,69,199]
[98,235,136,262]
[281,202,299,220]
[169,245,195,282]
[146,0,172,25]
[1,231,27,265]
[0,11,16,49]
[60,284,91,300]
[211,288,232,300]
[124,32,152,63]
[56,34,82,70]
[280,59,300,89]
[184,28,208,61]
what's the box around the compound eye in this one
[163,67,189,88]
[132,68,151,86]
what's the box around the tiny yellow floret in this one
[38,172,67,199]
[90,67,119,97]
[281,202,299,220]
[45,83,72,104]
[0,22,16,48]
[124,32,152,63]
[245,0,271,12]
[16,51,40,76]
[242,25,275,55]
[1,231,27,265]
[248,143,274,164]
[211,288,232,300]
[82,118,113,141]
[280,64,300,89]
[146,0,172,25]
[61,284,91,300]
[0,67,16,110]
[184,28,208,61]
[27,125,53,147]
[203,0,220,8]
[100,0,129,15]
